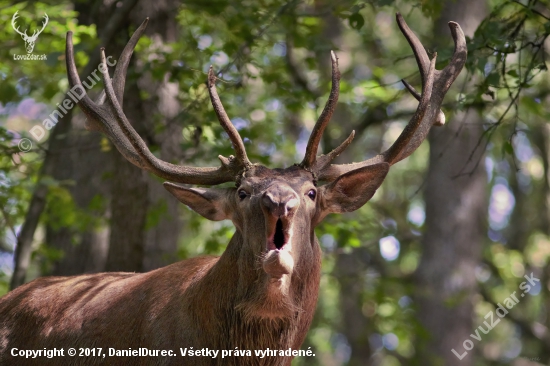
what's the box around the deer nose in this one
[262,188,299,217]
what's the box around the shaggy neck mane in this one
[186,231,321,365]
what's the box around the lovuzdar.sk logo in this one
[11,11,48,61]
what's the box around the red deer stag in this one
[0,13,466,366]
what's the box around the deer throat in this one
[236,266,297,320]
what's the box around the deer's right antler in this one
[301,13,466,182]
[66,19,250,185]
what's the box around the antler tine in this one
[207,67,251,168]
[440,21,467,91]
[300,51,341,169]
[98,48,212,182]
[402,79,445,126]
[317,15,467,182]
[396,13,431,85]
[95,18,148,107]
[66,22,244,185]
[111,18,148,105]
[382,54,436,164]
[66,31,106,126]
[398,15,467,123]
[310,131,355,173]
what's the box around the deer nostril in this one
[262,191,299,217]
[262,192,276,208]
[262,193,282,216]
[286,197,299,210]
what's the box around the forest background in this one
[1,0,549,365]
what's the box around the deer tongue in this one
[262,249,294,278]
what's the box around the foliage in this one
[1,0,550,364]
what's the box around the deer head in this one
[64,14,465,320]
[11,11,48,54]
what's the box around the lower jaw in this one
[262,247,294,278]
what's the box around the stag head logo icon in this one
[11,11,48,54]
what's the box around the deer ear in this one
[320,163,390,215]
[163,183,232,221]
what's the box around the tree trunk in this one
[106,0,182,272]
[47,0,110,274]
[44,0,182,275]
[47,130,111,275]
[10,0,143,285]
[414,2,488,364]
[334,249,372,365]
[133,3,183,271]
[10,110,72,289]
[47,0,136,275]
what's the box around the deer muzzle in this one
[261,184,298,249]
[260,184,298,277]
[261,190,299,218]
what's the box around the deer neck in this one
[189,230,322,348]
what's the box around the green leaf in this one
[503,141,513,156]
[486,72,500,86]
[476,57,487,74]
[0,82,17,104]
[349,13,364,30]
[421,0,444,18]
[375,0,394,6]
[506,69,518,78]
[521,96,542,115]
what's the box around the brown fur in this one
[0,232,322,366]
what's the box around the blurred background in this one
[1,0,549,365]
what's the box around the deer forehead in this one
[239,165,315,194]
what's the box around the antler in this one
[303,13,467,181]
[66,19,250,185]
[11,11,28,38]
[207,67,251,169]
[300,51,341,169]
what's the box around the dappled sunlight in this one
[379,236,400,261]
[489,182,515,230]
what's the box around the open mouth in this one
[267,218,289,251]
[263,217,294,278]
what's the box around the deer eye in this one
[238,190,248,200]
[307,189,316,201]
